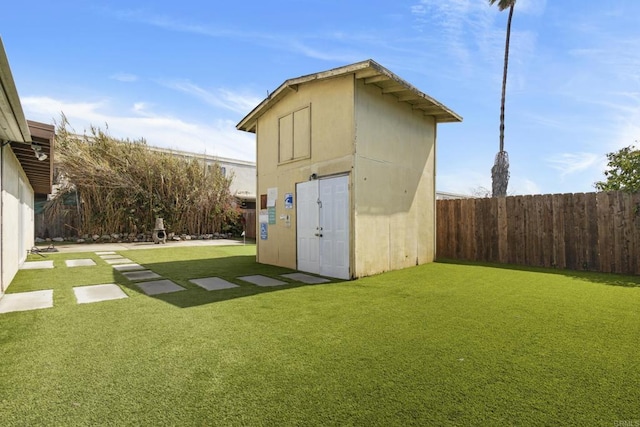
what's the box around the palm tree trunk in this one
[492,2,514,197]
[499,3,514,153]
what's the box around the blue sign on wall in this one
[284,193,293,209]
[260,223,268,240]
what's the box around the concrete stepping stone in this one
[189,277,239,291]
[105,258,134,265]
[20,260,54,270]
[95,251,116,255]
[65,259,97,267]
[281,273,330,284]
[121,270,162,281]
[99,254,124,260]
[73,284,128,304]
[0,290,53,313]
[238,275,287,287]
[136,280,185,296]
[112,263,145,272]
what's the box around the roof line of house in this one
[0,37,31,144]
[148,146,255,167]
[237,59,462,133]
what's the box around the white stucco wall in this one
[148,147,256,200]
[1,145,34,293]
[218,160,255,198]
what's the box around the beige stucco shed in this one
[237,59,461,279]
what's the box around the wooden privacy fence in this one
[241,209,256,239]
[436,192,640,275]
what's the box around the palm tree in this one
[490,0,516,197]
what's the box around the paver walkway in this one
[20,260,54,270]
[238,275,288,287]
[281,273,330,284]
[2,248,333,313]
[0,290,54,313]
[136,280,185,296]
[66,259,97,267]
[112,263,145,272]
[122,270,162,281]
[104,258,134,265]
[74,284,128,304]
[190,277,239,291]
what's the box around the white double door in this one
[296,175,350,280]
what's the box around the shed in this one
[237,59,461,279]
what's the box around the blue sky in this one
[3,0,640,195]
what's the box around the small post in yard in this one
[241,230,246,245]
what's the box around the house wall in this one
[148,147,256,198]
[255,74,355,269]
[1,145,34,293]
[224,160,255,197]
[353,79,437,277]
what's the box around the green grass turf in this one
[1,246,639,425]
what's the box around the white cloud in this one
[610,118,640,152]
[286,40,362,63]
[157,80,262,114]
[113,9,369,64]
[110,72,138,82]
[438,167,543,196]
[509,178,542,196]
[114,10,237,38]
[512,0,547,16]
[546,152,600,176]
[21,96,256,161]
[132,102,153,115]
[410,4,426,16]
[407,0,538,83]
[437,168,490,195]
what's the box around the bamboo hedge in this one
[45,120,240,237]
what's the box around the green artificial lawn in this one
[1,246,639,426]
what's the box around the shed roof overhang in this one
[1,38,54,194]
[237,59,462,133]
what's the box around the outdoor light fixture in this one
[31,143,48,161]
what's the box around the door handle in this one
[314,233,323,237]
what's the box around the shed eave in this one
[236,59,462,133]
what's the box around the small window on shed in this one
[279,105,310,163]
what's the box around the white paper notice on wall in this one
[259,209,269,224]
[267,187,278,207]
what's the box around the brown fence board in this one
[584,193,598,271]
[497,197,508,264]
[437,191,639,275]
[596,192,611,273]
[540,194,554,268]
[552,194,565,269]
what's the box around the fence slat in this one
[585,193,599,271]
[541,195,554,268]
[497,197,508,264]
